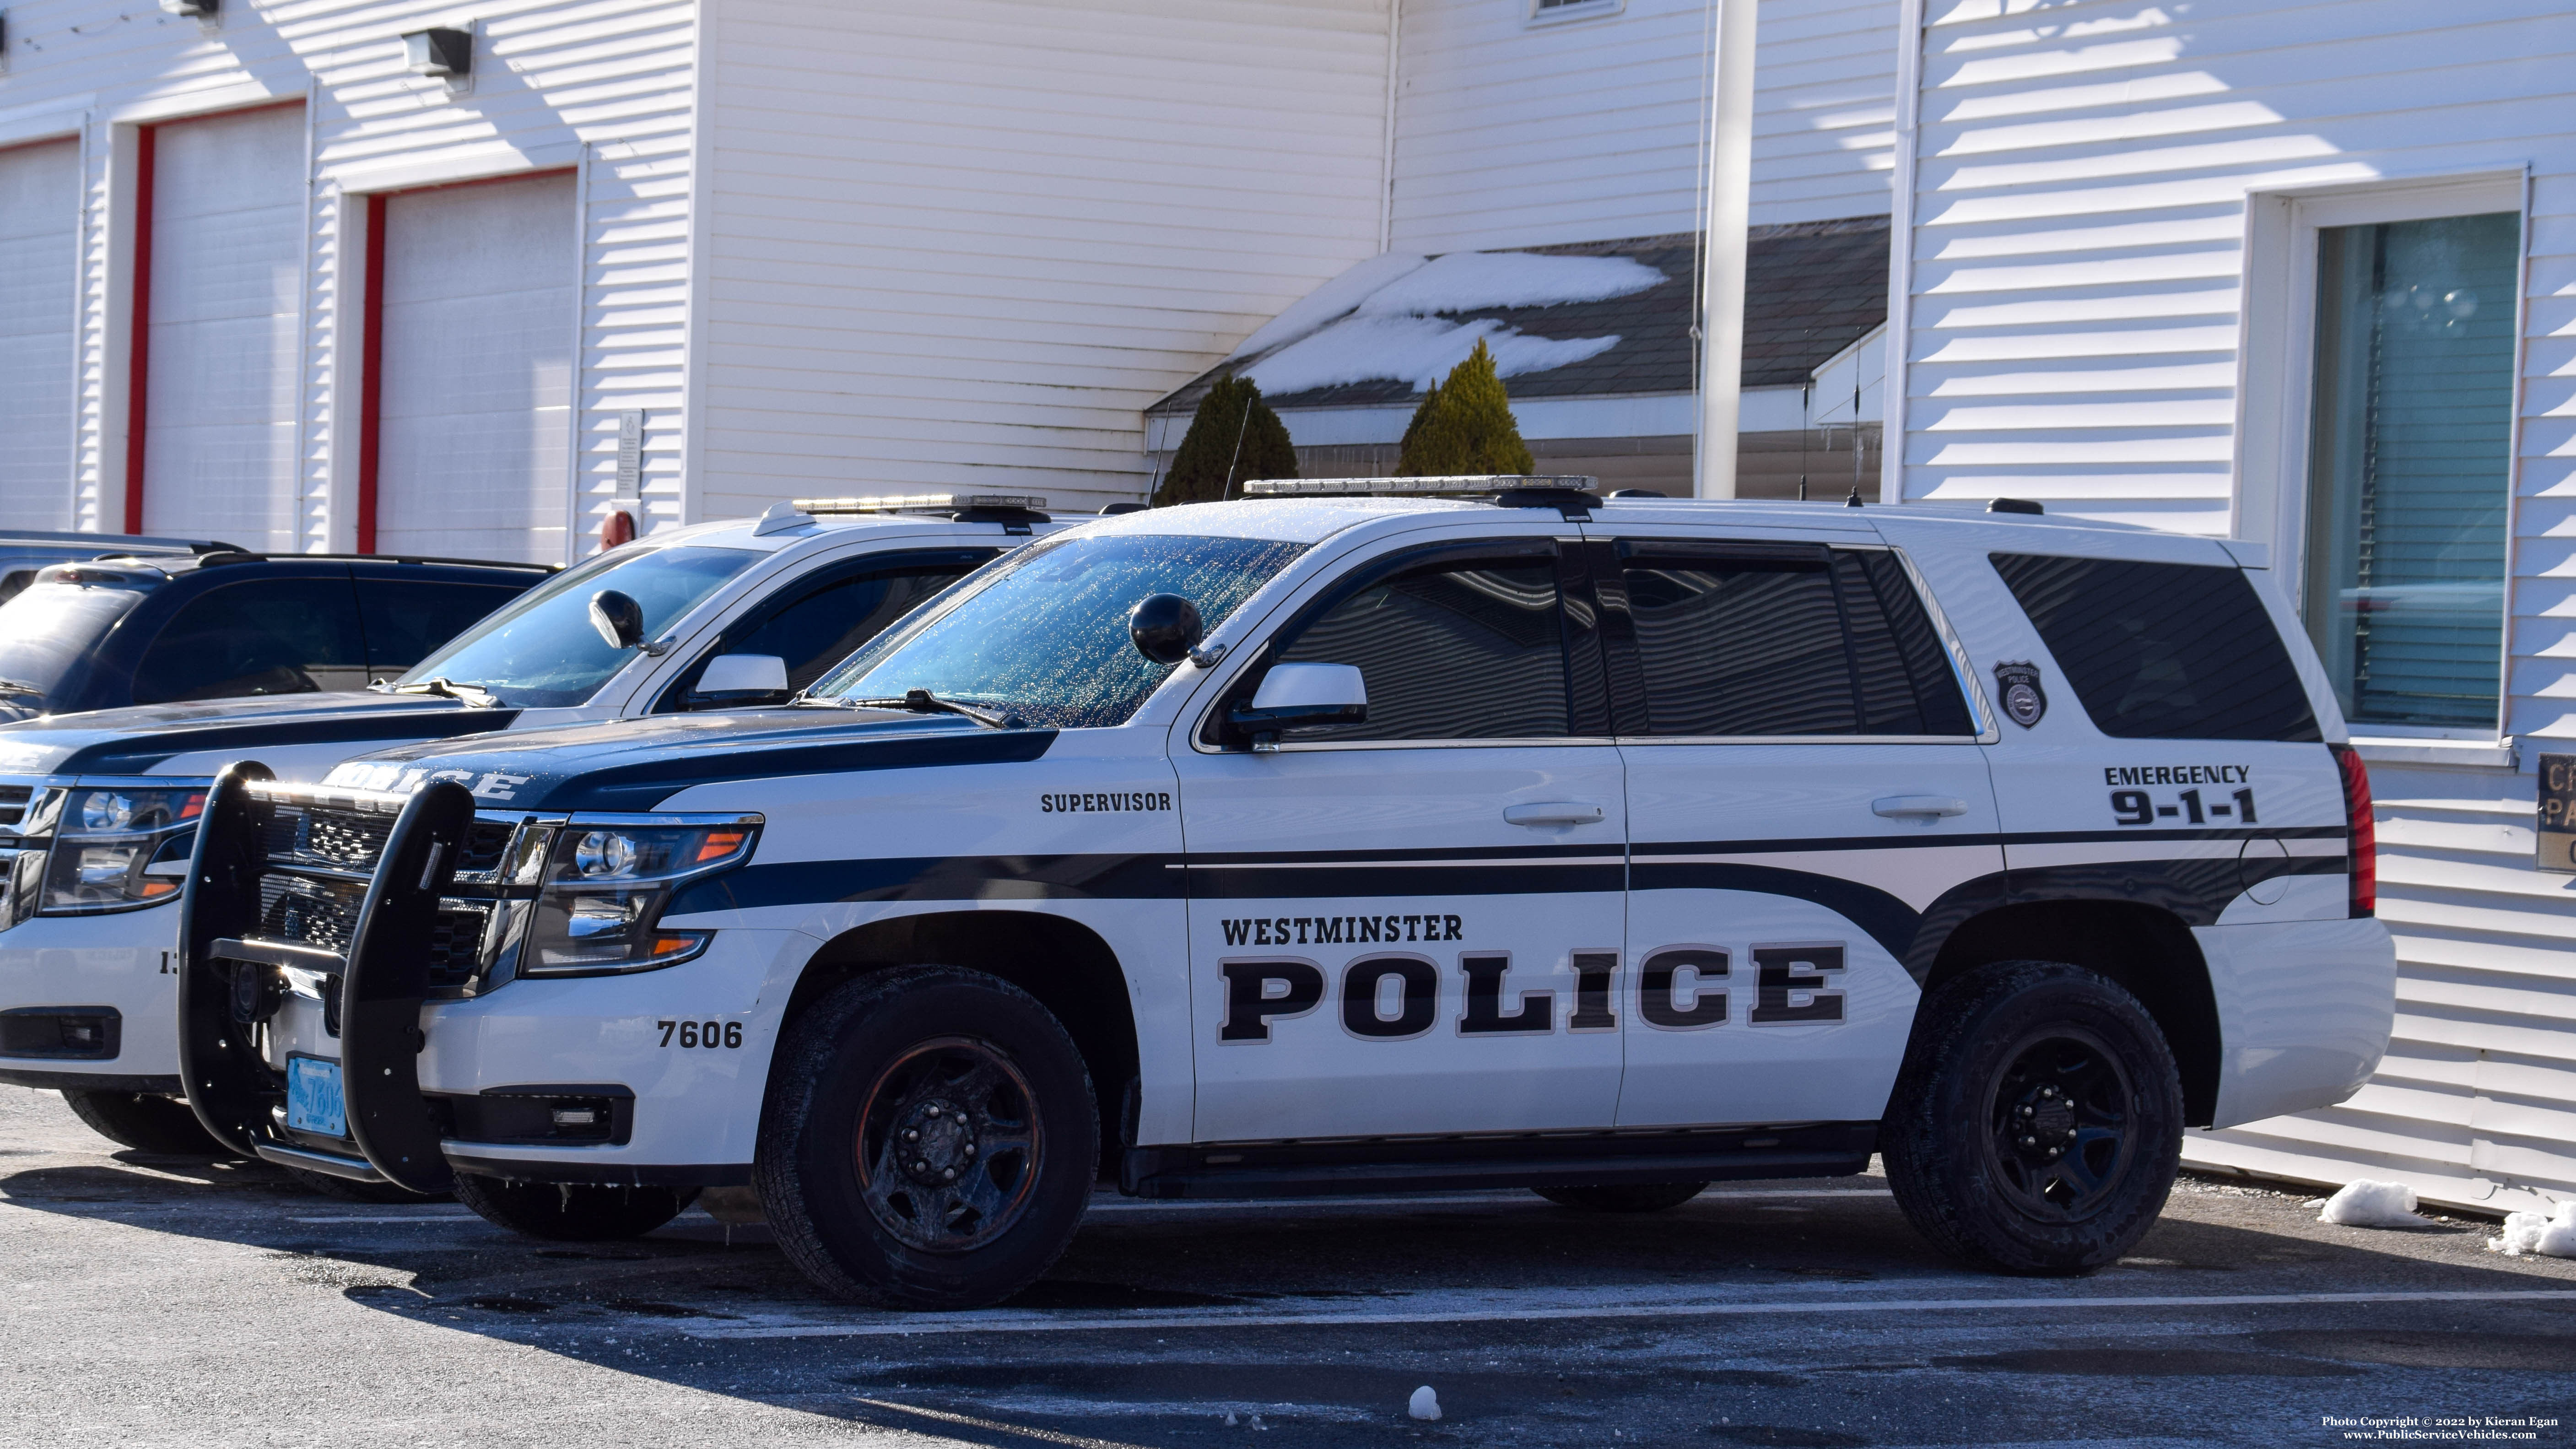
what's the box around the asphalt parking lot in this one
[1,1085,2568,1449]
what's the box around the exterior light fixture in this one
[401,25,474,93]
[158,0,219,16]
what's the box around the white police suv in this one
[0,496,1053,1176]
[176,478,2392,1302]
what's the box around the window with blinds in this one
[2302,211,2519,732]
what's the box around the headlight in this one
[524,822,754,974]
[40,787,206,914]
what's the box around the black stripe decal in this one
[59,710,523,775]
[671,852,1177,912]
[1629,860,1922,962]
[1631,824,2344,858]
[542,729,1060,811]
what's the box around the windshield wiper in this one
[850,689,1021,730]
[383,677,501,709]
[0,678,43,699]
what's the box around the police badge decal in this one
[1993,661,2047,728]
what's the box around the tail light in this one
[2330,744,2375,918]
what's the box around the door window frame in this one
[2235,169,2532,742]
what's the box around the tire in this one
[1882,961,2183,1276]
[280,1165,451,1204]
[451,1173,698,1240]
[1533,1182,1708,1213]
[60,1089,235,1156]
[756,966,1098,1310]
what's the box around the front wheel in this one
[1882,961,2182,1275]
[451,1173,697,1239]
[756,966,1097,1309]
[61,1089,235,1156]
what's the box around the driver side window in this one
[653,558,988,712]
[132,577,368,705]
[1269,551,1573,742]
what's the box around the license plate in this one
[286,1056,346,1138]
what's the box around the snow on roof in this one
[1242,314,1623,398]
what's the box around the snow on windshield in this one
[811,535,1307,730]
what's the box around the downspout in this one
[1878,0,1928,505]
[1694,0,1756,500]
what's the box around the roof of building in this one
[1147,216,1890,419]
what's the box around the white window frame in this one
[2233,169,2533,742]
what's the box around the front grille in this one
[457,820,516,876]
[425,905,491,993]
[260,803,398,872]
[257,873,367,953]
[0,785,31,830]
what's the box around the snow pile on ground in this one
[2317,1179,2431,1227]
[2487,1201,2576,1258]
[1229,248,1663,397]
[1407,1386,1442,1422]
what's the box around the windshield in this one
[400,546,763,707]
[0,582,154,714]
[812,534,1307,729]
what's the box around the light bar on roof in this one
[1238,476,1598,497]
[792,493,1048,515]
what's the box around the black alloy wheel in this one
[856,1036,1044,1252]
[1983,1028,2137,1222]
[1882,960,2182,1275]
[757,966,1096,1310]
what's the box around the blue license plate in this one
[286,1056,346,1137]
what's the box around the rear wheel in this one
[451,1173,697,1240]
[280,1165,449,1204]
[756,966,1097,1309]
[1882,961,2182,1275]
[61,1089,234,1156]
[1533,1182,1708,1213]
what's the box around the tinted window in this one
[1991,553,2322,742]
[356,580,530,679]
[400,545,762,708]
[1273,552,1572,741]
[133,578,368,704]
[656,558,984,710]
[1619,544,1972,737]
[815,534,1306,730]
[0,581,153,713]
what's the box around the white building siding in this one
[0,0,693,557]
[697,0,1392,515]
[1388,0,1898,255]
[0,139,81,528]
[1888,0,2576,1213]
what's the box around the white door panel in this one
[0,139,79,524]
[377,172,576,563]
[1179,743,1628,1141]
[143,105,305,550]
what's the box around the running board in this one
[1121,1122,1876,1200]
[254,1141,390,1184]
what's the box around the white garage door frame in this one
[0,132,85,529]
[123,99,310,548]
[351,167,582,563]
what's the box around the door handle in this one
[1504,802,1605,827]
[1873,795,1968,820]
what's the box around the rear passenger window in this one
[1618,543,1974,737]
[1990,553,2322,742]
[1274,551,1572,741]
[133,578,368,704]
[355,580,528,680]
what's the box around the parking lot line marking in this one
[673,1287,2576,1341]
[1082,1187,1892,1214]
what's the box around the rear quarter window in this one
[1990,552,2321,742]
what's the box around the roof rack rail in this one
[1239,475,1597,499]
[190,552,557,571]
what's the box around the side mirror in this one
[1129,593,1204,664]
[589,589,647,650]
[1231,662,1367,752]
[687,653,792,708]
